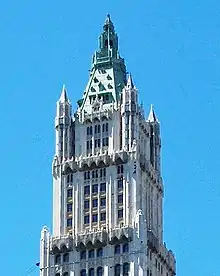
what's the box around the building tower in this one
[40,15,176,276]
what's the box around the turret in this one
[147,104,161,173]
[121,74,138,151]
[55,85,73,160]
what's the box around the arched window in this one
[80,269,86,276]
[97,247,103,257]
[63,273,69,276]
[55,274,60,276]
[89,268,95,276]
[55,254,61,264]
[63,253,69,262]
[114,244,120,254]
[97,266,103,276]
[123,263,130,276]
[123,243,129,253]
[114,264,121,276]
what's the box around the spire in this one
[59,84,68,103]
[126,73,134,89]
[147,104,159,123]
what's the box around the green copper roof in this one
[79,15,127,111]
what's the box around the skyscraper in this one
[40,15,176,276]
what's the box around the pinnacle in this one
[126,73,134,89]
[59,84,68,103]
[147,104,159,123]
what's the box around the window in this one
[95,125,100,134]
[92,170,98,179]
[92,184,98,193]
[89,268,95,276]
[63,273,68,276]
[84,185,90,195]
[84,171,90,180]
[100,182,106,192]
[67,203,72,212]
[97,248,103,257]
[114,244,120,254]
[95,139,101,148]
[87,126,90,135]
[118,209,123,219]
[114,264,121,276]
[88,249,95,258]
[117,179,123,189]
[102,123,109,133]
[118,194,123,204]
[67,218,72,227]
[123,263,130,276]
[99,168,106,177]
[67,189,73,198]
[63,253,69,262]
[123,243,129,253]
[92,199,98,208]
[84,215,90,224]
[92,214,98,223]
[100,198,106,207]
[84,200,90,209]
[80,269,86,276]
[117,165,124,174]
[102,137,109,146]
[67,174,71,183]
[97,267,103,276]
[55,254,61,264]
[55,274,60,276]
[80,251,86,260]
[100,212,106,221]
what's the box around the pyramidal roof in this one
[78,15,127,111]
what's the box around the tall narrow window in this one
[55,254,61,264]
[67,218,72,227]
[80,269,86,276]
[97,248,103,257]
[67,189,72,198]
[123,243,129,253]
[114,264,121,276]
[88,249,95,258]
[118,209,123,219]
[89,268,95,276]
[97,267,103,276]
[80,251,86,260]
[123,263,130,276]
[63,253,69,262]
[114,244,120,254]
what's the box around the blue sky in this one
[0,0,219,275]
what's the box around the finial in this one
[147,104,159,122]
[104,14,114,31]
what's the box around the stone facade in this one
[40,14,176,276]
